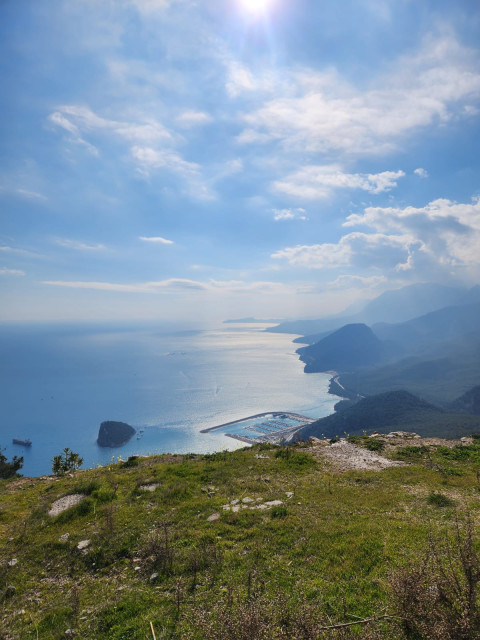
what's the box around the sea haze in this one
[0,322,338,476]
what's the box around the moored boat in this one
[12,438,32,447]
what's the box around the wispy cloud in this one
[414,167,429,178]
[237,34,480,156]
[0,186,47,201]
[54,238,107,251]
[0,246,44,259]
[42,277,306,296]
[273,208,307,221]
[0,267,25,276]
[273,166,405,199]
[139,236,174,245]
[175,110,213,128]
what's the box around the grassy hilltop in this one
[1,439,480,639]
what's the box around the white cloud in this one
[414,167,429,178]
[131,145,200,177]
[0,267,25,276]
[139,236,174,245]
[42,277,305,296]
[237,34,480,156]
[0,186,47,201]
[0,246,44,258]
[272,195,480,282]
[175,110,213,128]
[273,208,307,221]
[54,238,106,251]
[327,274,387,290]
[273,165,405,199]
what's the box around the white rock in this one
[8,558,18,567]
[207,512,220,522]
[264,500,283,507]
[242,497,254,504]
[59,533,70,542]
[77,539,90,551]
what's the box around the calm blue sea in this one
[0,322,337,477]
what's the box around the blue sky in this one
[1,0,480,323]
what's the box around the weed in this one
[427,492,455,508]
[390,515,480,639]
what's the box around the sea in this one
[0,322,338,477]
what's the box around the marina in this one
[201,411,316,444]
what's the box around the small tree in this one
[52,447,83,476]
[0,448,23,479]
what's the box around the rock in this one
[59,533,70,542]
[264,500,283,507]
[285,492,294,498]
[77,540,90,551]
[48,494,85,517]
[97,421,136,447]
[65,630,75,636]
[139,483,160,492]
[7,559,17,567]
[242,497,254,504]
[150,573,159,582]
[207,512,220,522]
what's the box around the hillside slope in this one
[2,441,480,639]
[297,323,384,372]
[294,390,480,440]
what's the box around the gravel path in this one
[311,438,405,472]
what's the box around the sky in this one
[1,0,480,324]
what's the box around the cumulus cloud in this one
[139,236,174,245]
[273,208,307,221]
[272,232,414,271]
[237,34,480,156]
[0,267,25,276]
[272,195,480,282]
[273,165,405,199]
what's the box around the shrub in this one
[52,448,83,476]
[427,492,455,508]
[0,448,23,479]
[270,506,288,519]
[390,515,480,639]
[274,447,315,467]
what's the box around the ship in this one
[12,438,32,447]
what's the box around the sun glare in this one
[240,0,273,14]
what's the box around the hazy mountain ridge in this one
[294,288,480,405]
[267,283,473,337]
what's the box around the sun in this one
[240,0,274,14]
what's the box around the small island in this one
[97,421,136,447]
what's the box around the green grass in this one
[1,442,480,639]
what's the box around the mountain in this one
[297,323,384,372]
[372,301,480,357]
[450,385,480,415]
[294,390,480,440]
[266,282,469,336]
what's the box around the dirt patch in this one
[311,439,405,472]
[48,494,86,517]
